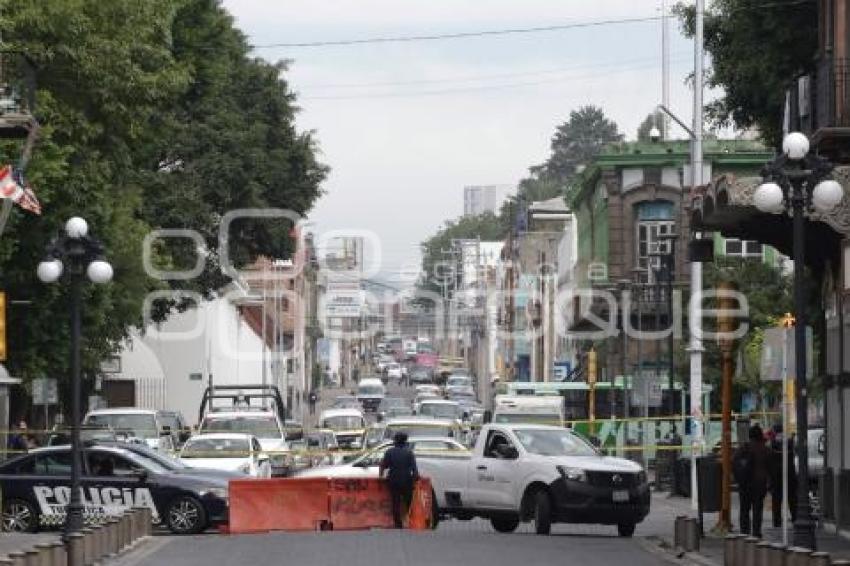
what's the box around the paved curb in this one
[637,536,721,566]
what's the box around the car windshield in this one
[447,377,470,387]
[358,385,384,395]
[418,404,460,419]
[201,416,281,438]
[494,413,561,426]
[85,414,158,440]
[514,429,597,457]
[322,415,364,430]
[181,437,250,459]
[385,424,454,439]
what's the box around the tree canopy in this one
[675,0,818,146]
[0,0,326,387]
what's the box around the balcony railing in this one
[790,57,850,136]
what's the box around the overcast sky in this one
[223,1,700,286]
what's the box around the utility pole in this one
[689,0,706,511]
[661,0,671,140]
[717,280,736,533]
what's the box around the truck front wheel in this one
[617,522,636,537]
[532,491,552,535]
[491,516,519,533]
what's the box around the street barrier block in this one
[229,478,330,533]
[328,478,394,531]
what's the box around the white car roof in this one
[418,399,459,406]
[85,408,158,416]
[358,378,384,386]
[494,423,566,432]
[202,410,278,419]
[320,408,364,419]
[386,416,457,426]
[184,432,256,441]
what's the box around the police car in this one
[0,443,229,534]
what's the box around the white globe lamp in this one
[812,179,844,213]
[753,182,785,213]
[86,260,113,284]
[65,217,89,239]
[37,259,64,283]
[782,132,810,160]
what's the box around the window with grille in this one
[636,220,675,284]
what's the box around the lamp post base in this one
[792,516,816,551]
[63,502,85,538]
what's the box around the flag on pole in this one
[0,164,41,215]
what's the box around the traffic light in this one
[587,348,597,385]
[0,291,7,361]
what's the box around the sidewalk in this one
[0,533,60,557]
[646,493,850,564]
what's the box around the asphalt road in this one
[113,523,666,566]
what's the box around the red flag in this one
[0,165,41,215]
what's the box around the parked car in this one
[197,409,291,477]
[83,409,176,452]
[0,444,229,534]
[178,433,271,478]
[385,363,403,381]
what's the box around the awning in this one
[691,166,850,270]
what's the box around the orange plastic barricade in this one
[328,478,394,530]
[407,478,433,530]
[229,478,330,533]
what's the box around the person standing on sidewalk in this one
[379,432,419,528]
[308,390,318,416]
[733,424,771,537]
[767,424,797,527]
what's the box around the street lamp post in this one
[37,217,113,537]
[753,132,843,551]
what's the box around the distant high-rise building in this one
[463,184,513,216]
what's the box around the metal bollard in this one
[674,515,686,548]
[684,518,700,552]
[127,509,139,544]
[79,528,93,566]
[768,544,788,566]
[65,534,84,566]
[787,547,814,566]
[105,519,120,557]
[121,513,133,550]
[742,537,759,566]
[138,507,152,537]
[0,558,13,566]
[754,541,772,566]
[34,543,54,566]
[88,525,102,564]
[23,549,39,566]
[7,552,26,566]
[809,552,831,566]
[831,560,850,566]
[724,534,740,566]
[50,541,67,566]
[732,534,749,566]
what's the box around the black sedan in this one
[0,444,229,535]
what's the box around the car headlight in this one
[200,487,228,501]
[556,465,587,482]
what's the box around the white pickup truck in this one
[426,423,650,536]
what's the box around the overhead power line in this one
[250,15,662,49]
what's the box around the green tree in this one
[636,111,663,141]
[418,212,507,297]
[0,0,326,395]
[700,256,793,410]
[675,0,818,146]
[531,105,622,185]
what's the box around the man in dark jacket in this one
[734,424,771,537]
[379,432,419,528]
[767,424,797,527]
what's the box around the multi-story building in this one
[564,139,772,417]
[463,184,513,216]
